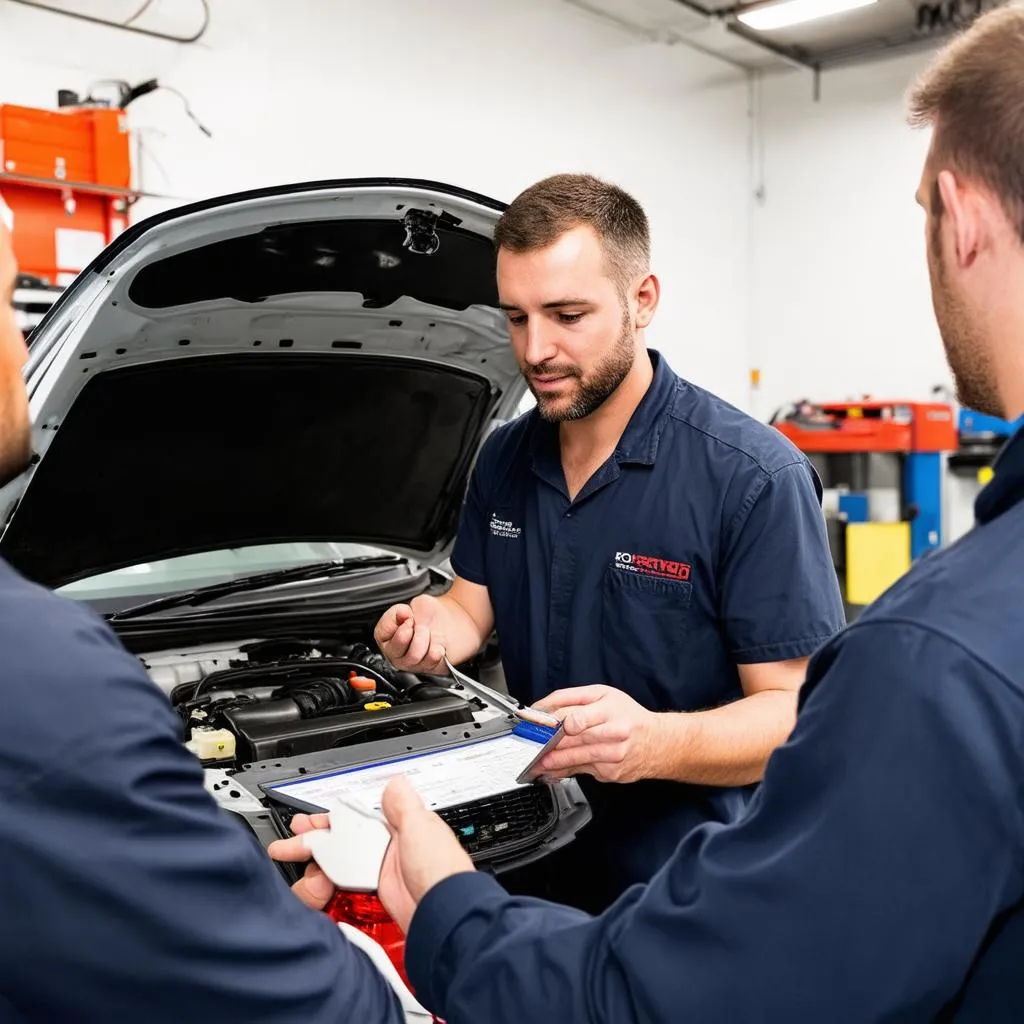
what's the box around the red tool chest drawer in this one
[0,104,130,189]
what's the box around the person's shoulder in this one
[0,559,107,652]
[0,560,167,754]
[842,512,1024,693]
[664,374,808,479]
[803,509,1024,712]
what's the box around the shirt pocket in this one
[600,567,693,711]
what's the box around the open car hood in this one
[0,179,527,590]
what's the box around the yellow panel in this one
[846,522,911,605]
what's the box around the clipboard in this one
[260,721,567,822]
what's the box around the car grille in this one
[439,786,557,856]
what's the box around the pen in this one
[323,792,389,827]
[443,655,560,729]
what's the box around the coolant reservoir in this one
[186,726,236,762]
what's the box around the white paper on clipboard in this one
[268,731,554,814]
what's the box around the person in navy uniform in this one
[274,9,1024,1021]
[374,172,846,912]
[0,200,406,1022]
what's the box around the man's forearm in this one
[647,689,799,786]
[435,591,491,665]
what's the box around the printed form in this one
[269,732,544,814]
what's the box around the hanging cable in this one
[4,0,209,44]
[155,84,212,137]
[83,78,213,138]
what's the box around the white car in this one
[0,178,590,1019]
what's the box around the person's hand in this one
[378,775,475,933]
[373,594,447,674]
[266,813,336,910]
[533,684,663,783]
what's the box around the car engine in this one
[138,632,591,891]
[145,637,477,768]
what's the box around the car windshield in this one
[56,542,390,603]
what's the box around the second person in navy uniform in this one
[375,172,845,913]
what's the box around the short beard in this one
[530,309,636,423]
[931,219,1001,416]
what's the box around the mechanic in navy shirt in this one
[375,172,846,912]
[280,11,1024,1021]
[0,205,405,1021]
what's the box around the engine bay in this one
[136,630,591,878]
[144,636,478,769]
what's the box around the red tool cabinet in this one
[0,103,134,285]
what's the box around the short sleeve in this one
[719,460,845,662]
[449,441,495,587]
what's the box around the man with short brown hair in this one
[373,171,845,913]
[907,3,1024,420]
[493,172,651,293]
[277,9,1024,1020]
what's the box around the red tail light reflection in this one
[326,891,410,986]
[325,891,447,1022]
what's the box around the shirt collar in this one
[975,423,1024,524]
[527,348,679,471]
[613,349,678,465]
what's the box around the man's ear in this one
[937,169,986,269]
[634,273,660,329]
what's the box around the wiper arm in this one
[107,555,407,622]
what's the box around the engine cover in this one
[167,641,477,768]
[227,694,475,763]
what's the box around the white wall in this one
[0,0,752,407]
[749,51,986,544]
[748,52,949,422]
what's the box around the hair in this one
[493,173,650,291]
[907,3,1024,242]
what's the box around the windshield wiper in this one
[106,555,407,622]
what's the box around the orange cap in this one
[349,670,376,692]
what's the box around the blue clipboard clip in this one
[513,719,566,785]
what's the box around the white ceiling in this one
[561,0,1006,73]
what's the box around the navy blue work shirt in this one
[406,423,1024,1024]
[0,561,403,1023]
[451,350,846,902]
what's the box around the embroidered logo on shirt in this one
[614,551,691,581]
[490,513,522,540]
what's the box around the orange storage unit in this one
[774,400,958,454]
[0,104,134,285]
[0,104,130,189]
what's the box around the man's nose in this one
[524,319,558,368]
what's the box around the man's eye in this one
[558,313,584,324]
[507,314,527,326]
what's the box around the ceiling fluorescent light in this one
[737,0,877,31]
